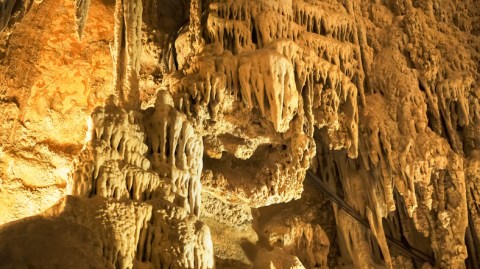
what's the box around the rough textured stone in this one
[0,0,479,268]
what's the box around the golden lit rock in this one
[0,0,479,268]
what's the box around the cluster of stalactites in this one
[208,0,294,31]
[466,151,480,265]
[311,46,470,267]
[145,91,204,216]
[207,14,255,54]
[69,102,165,202]
[265,38,359,156]
[255,10,305,48]
[238,49,299,133]
[67,96,210,268]
[69,92,204,218]
[431,74,475,154]
[356,103,469,268]
[61,197,153,269]
[68,0,215,268]
[188,0,360,153]
[177,39,358,148]
[355,71,469,268]
[179,43,300,133]
[292,0,355,43]
[404,8,479,156]
[206,0,357,50]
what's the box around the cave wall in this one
[0,0,479,268]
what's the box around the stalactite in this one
[112,0,142,111]
[0,0,478,268]
[206,14,254,54]
[145,91,204,216]
[0,0,33,32]
[255,10,304,47]
[74,0,91,39]
[68,91,212,267]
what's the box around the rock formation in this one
[0,0,478,268]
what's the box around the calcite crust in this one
[0,0,479,268]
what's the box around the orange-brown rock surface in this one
[0,0,478,268]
